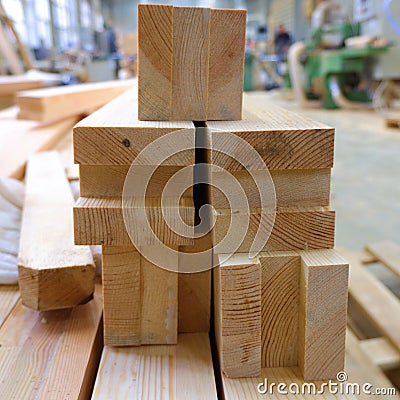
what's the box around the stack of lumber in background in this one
[210,92,349,381]
[0,79,135,181]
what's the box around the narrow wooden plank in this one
[346,330,398,400]
[214,254,261,378]
[178,232,212,333]
[298,249,348,381]
[18,152,95,310]
[213,208,335,253]
[102,245,141,346]
[0,284,103,400]
[207,94,334,170]
[17,79,135,122]
[140,247,178,344]
[79,164,193,198]
[73,89,195,166]
[207,9,246,120]
[341,249,400,355]
[260,253,300,367]
[92,333,217,400]
[171,7,210,121]
[0,24,24,75]
[138,4,173,120]
[366,241,400,279]
[360,337,400,370]
[0,75,44,96]
[220,365,357,399]
[0,285,19,328]
[73,196,194,247]
[211,168,331,209]
[0,116,79,179]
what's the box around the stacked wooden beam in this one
[72,3,348,385]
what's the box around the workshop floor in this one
[261,90,400,250]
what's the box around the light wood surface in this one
[214,254,261,378]
[359,337,400,371]
[208,94,334,170]
[0,114,79,179]
[18,152,95,310]
[73,196,194,247]
[73,89,195,166]
[211,168,331,209]
[17,79,135,122]
[213,207,335,253]
[92,333,217,400]
[365,241,400,279]
[138,4,173,120]
[0,75,44,96]
[298,250,348,381]
[0,283,103,400]
[171,6,209,121]
[208,9,246,120]
[79,164,193,198]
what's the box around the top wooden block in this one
[138,5,246,121]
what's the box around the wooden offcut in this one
[208,9,246,120]
[18,152,95,311]
[214,254,261,378]
[73,89,195,166]
[137,5,246,121]
[138,4,173,120]
[297,250,349,381]
[16,79,135,122]
[73,196,195,247]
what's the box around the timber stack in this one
[73,3,349,383]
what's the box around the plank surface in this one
[0,115,79,179]
[359,337,400,370]
[138,4,173,120]
[366,241,400,279]
[0,283,103,400]
[73,196,194,247]
[341,249,400,355]
[213,207,335,253]
[0,75,44,96]
[214,254,261,378]
[79,164,192,198]
[171,7,210,121]
[92,333,217,400]
[260,253,300,368]
[211,168,331,209]
[0,285,19,328]
[102,245,141,346]
[208,9,246,120]
[298,250,348,381]
[17,79,135,122]
[73,89,195,166]
[208,94,334,170]
[18,152,95,310]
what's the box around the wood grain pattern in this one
[73,196,194,247]
[140,247,178,344]
[138,4,173,120]
[214,254,261,378]
[260,253,300,368]
[102,245,141,346]
[208,9,246,120]
[211,168,331,209]
[73,89,195,166]
[208,94,334,170]
[213,207,335,253]
[0,114,79,180]
[18,152,95,311]
[0,283,103,400]
[0,285,19,328]
[298,249,348,381]
[17,79,135,122]
[171,7,210,121]
[92,333,217,400]
[79,164,193,198]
